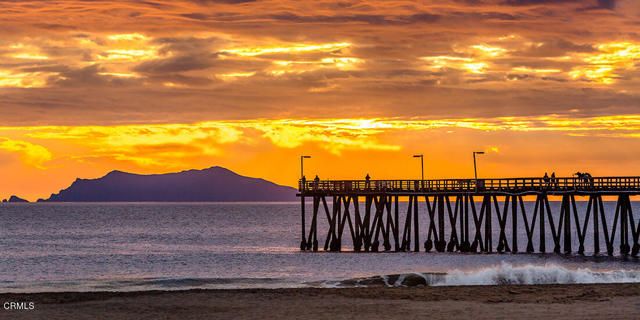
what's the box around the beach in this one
[3,283,640,319]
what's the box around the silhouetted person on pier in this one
[314,175,320,190]
[365,173,371,189]
[543,172,550,189]
[575,171,582,186]
[584,172,594,186]
[575,171,594,187]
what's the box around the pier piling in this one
[298,176,640,256]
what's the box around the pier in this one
[298,176,640,256]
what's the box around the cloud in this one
[134,54,218,73]
[4,0,640,201]
[264,12,443,25]
[53,65,143,87]
[187,0,257,4]
[0,137,52,169]
[500,0,582,6]
[0,0,637,126]
[7,115,640,164]
[598,0,616,9]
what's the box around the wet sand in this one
[3,283,640,319]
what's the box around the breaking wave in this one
[321,262,640,287]
[6,263,640,292]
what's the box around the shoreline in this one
[3,283,640,319]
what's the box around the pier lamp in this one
[413,154,424,181]
[473,151,484,191]
[300,155,311,179]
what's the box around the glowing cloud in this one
[12,53,49,60]
[422,56,488,74]
[98,49,159,61]
[512,67,561,74]
[97,72,140,78]
[569,42,640,84]
[470,45,507,57]
[4,115,640,168]
[107,33,149,41]
[0,70,51,88]
[0,138,52,169]
[463,62,488,74]
[219,72,256,80]
[270,57,363,74]
[221,42,351,56]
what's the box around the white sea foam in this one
[325,262,640,288]
[432,261,640,286]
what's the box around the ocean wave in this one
[5,263,640,292]
[321,262,640,287]
[0,277,305,293]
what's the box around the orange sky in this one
[1,0,640,201]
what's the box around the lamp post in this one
[300,155,311,251]
[413,154,424,189]
[300,155,311,179]
[473,151,484,192]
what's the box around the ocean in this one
[2,202,640,292]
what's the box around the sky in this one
[1,0,640,200]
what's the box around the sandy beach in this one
[2,283,640,319]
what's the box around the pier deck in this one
[300,176,640,195]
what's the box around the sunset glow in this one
[221,42,352,57]
[1,0,640,200]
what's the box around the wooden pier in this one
[298,176,640,256]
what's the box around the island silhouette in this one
[35,166,297,202]
[2,195,29,203]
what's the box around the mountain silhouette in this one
[38,166,297,202]
[2,195,29,203]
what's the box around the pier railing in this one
[299,176,640,193]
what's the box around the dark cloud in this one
[506,73,530,80]
[52,65,142,87]
[598,0,616,9]
[181,13,210,20]
[32,23,77,30]
[187,0,256,4]
[177,10,523,26]
[512,39,595,57]
[0,0,637,126]
[500,0,582,5]
[20,65,71,73]
[151,36,225,55]
[179,12,443,24]
[222,12,518,25]
[134,55,218,73]
[146,73,217,86]
[501,0,616,10]
[258,13,425,25]
[452,11,518,21]
[540,76,568,82]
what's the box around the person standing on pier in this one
[543,172,550,188]
[365,173,371,190]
